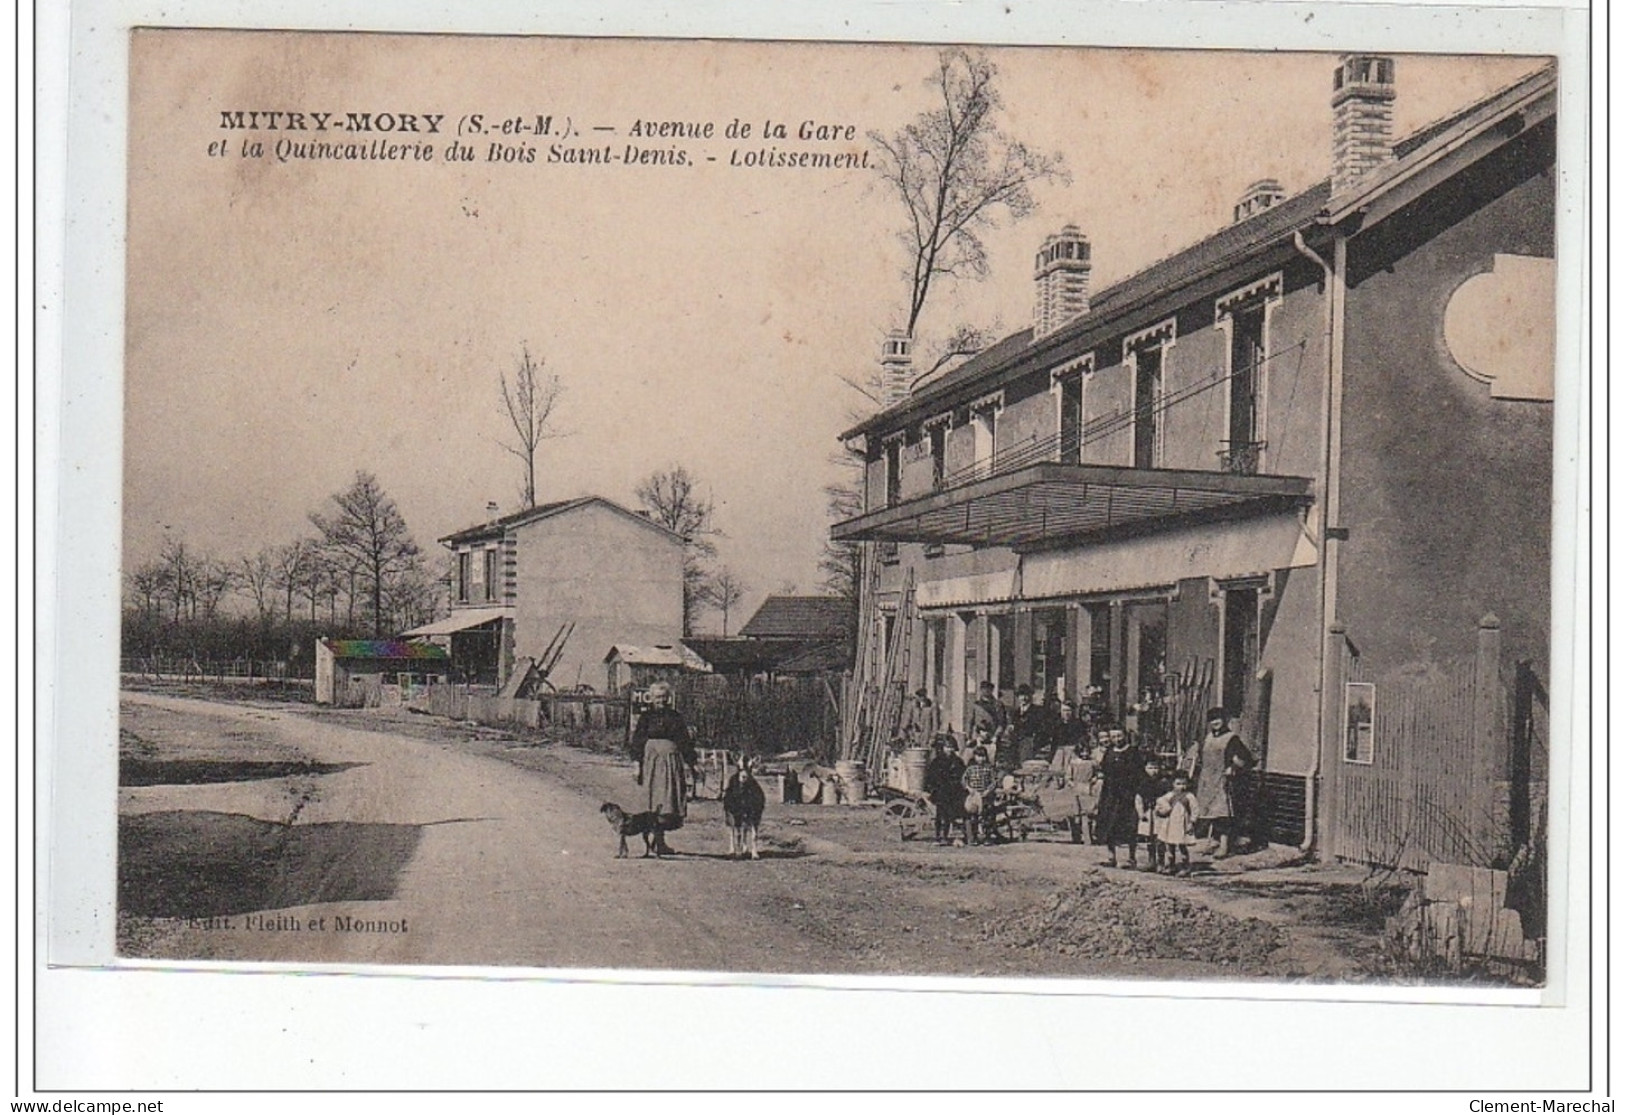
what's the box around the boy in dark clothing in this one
[923,737,967,845]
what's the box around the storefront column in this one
[1013,609,1034,689]
[1067,604,1087,702]
[1108,600,1127,719]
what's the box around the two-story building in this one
[832,57,1556,861]
[406,496,687,690]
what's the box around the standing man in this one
[967,679,1008,739]
[1006,684,1058,769]
[901,687,942,749]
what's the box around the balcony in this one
[1218,439,1268,475]
[834,459,1312,549]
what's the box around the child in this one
[1134,756,1170,872]
[1156,772,1199,874]
[961,746,1000,846]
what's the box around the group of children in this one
[1130,755,1200,875]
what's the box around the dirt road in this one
[118,692,1394,981]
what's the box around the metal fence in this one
[120,657,308,681]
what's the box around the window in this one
[456,551,472,603]
[1058,371,1084,464]
[1217,273,1281,474]
[483,548,499,602]
[1343,682,1376,764]
[928,423,948,489]
[973,407,997,478]
[1132,344,1163,469]
[884,439,903,505]
[1225,303,1267,474]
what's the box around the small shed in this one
[315,638,451,707]
[604,643,711,693]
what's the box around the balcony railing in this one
[1218,440,1267,475]
[923,340,1303,492]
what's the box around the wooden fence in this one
[410,684,628,732]
[1327,616,1543,872]
[670,674,840,762]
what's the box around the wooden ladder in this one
[860,567,917,786]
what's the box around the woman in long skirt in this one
[630,681,697,856]
[1189,708,1255,857]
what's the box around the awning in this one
[400,607,511,636]
[830,462,1313,548]
[1020,512,1317,599]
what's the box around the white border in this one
[33,0,1593,1096]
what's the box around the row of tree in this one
[124,472,438,661]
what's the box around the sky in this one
[123,33,1544,629]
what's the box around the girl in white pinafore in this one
[1155,773,1199,875]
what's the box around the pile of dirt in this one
[982,874,1282,968]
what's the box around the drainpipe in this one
[1292,228,1343,855]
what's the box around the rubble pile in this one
[982,875,1282,966]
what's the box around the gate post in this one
[1318,620,1349,855]
[1473,613,1505,864]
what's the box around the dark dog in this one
[601,802,663,858]
[722,759,767,860]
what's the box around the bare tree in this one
[239,548,279,626]
[635,465,720,637]
[839,323,1000,406]
[270,539,312,623]
[870,48,1067,338]
[309,472,423,638]
[818,456,866,664]
[702,568,747,637]
[127,560,167,623]
[498,345,567,509]
[192,558,237,622]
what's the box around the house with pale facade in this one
[832,57,1557,864]
[407,496,686,691]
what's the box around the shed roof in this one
[738,596,851,640]
[321,639,449,661]
[603,643,712,672]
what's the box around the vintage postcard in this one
[105,27,1570,997]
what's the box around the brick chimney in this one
[879,330,914,407]
[1331,54,1396,197]
[1033,225,1091,339]
[1233,178,1287,224]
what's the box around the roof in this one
[773,640,852,674]
[842,60,1557,442]
[603,643,712,672]
[400,607,510,636]
[738,595,851,640]
[681,637,791,672]
[321,639,449,661]
[439,495,687,547]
